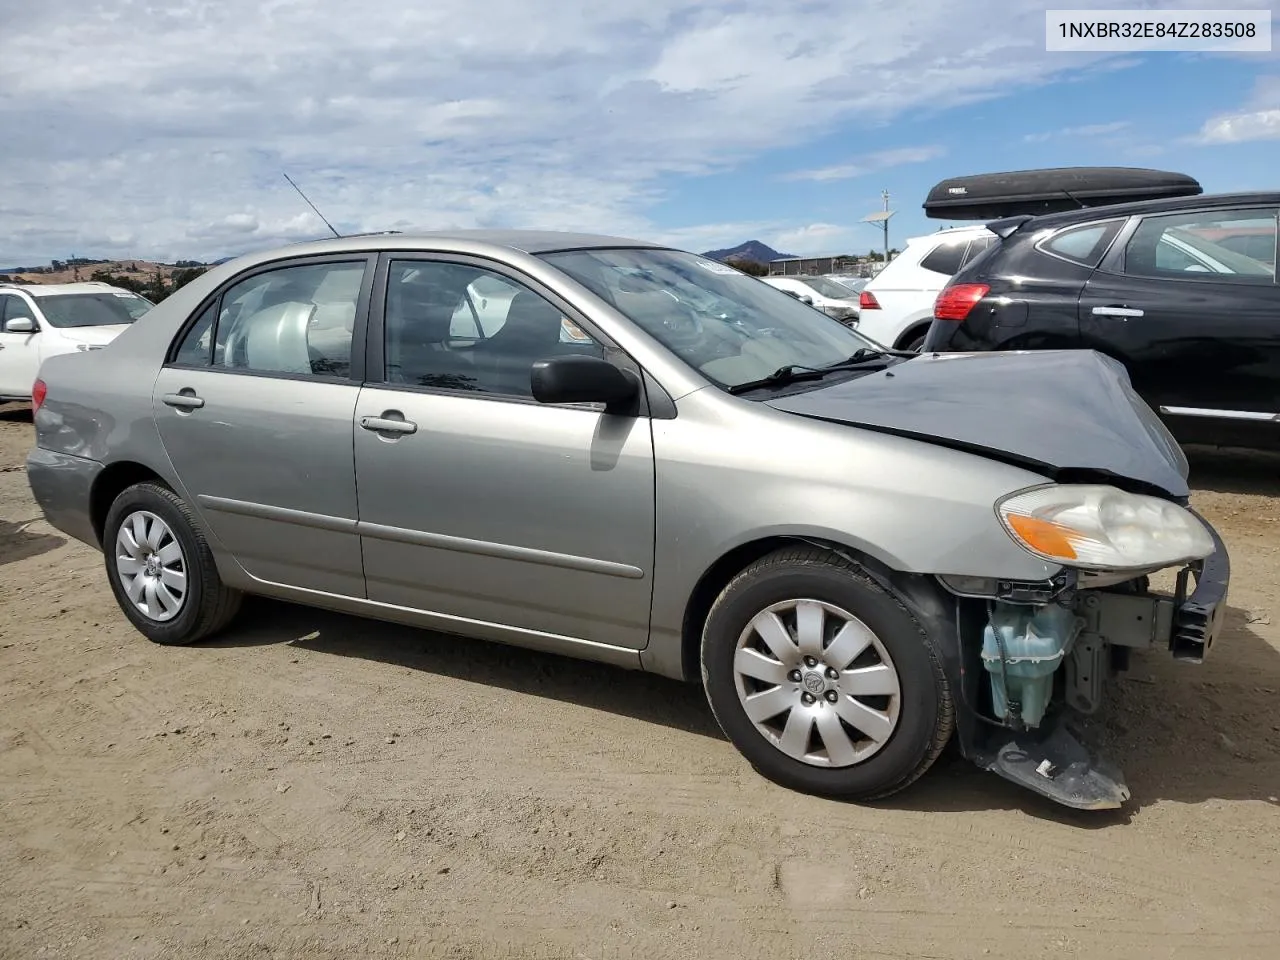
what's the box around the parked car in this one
[27,231,1229,810]
[923,191,1280,451]
[0,282,154,401]
[826,275,868,295]
[760,275,859,323]
[855,226,995,351]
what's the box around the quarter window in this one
[919,239,970,276]
[1041,220,1123,266]
[188,261,365,377]
[384,260,605,398]
[1123,209,1277,282]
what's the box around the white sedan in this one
[0,282,154,401]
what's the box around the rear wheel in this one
[701,546,953,800]
[103,482,242,645]
[900,329,929,352]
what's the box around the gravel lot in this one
[2,402,1278,959]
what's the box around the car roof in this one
[0,281,137,297]
[1011,190,1280,232]
[905,223,993,245]
[280,229,663,257]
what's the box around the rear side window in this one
[1040,220,1123,267]
[919,239,970,276]
[1123,208,1277,282]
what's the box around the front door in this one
[353,255,656,650]
[1080,205,1280,446]
[0,293,41,397]
[151,256,374,597]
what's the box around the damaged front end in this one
[934,512,1229,810]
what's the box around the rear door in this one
[152,255,374,596]
[1079,205,1280,445]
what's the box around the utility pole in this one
[860,191,896,273]
[880,190,890,265]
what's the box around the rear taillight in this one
[859,290,881,310]
[933,283,990,322]
[31,378,47,413]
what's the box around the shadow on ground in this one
[204,593,1280,824]
[0,517,64,567]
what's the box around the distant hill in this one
[2,259,209,285]
[701,240,795,264]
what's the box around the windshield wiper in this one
[823,347,913,367]
[727,364,829,395]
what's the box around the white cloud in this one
[1022,121,1131,143]
[0,0,1143,263]
[1195,109,1280,144]
[782,146,946,183]
[1193,75,1280,144]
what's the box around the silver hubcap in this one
[733,599,902,767]
[114,510,188,622]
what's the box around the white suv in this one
[856,225,995,351]
[0,282,154,401]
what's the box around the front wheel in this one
[701,546,953,801]
[103,481,243,645]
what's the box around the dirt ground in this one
[1,404,1278,960]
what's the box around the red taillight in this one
[31,378,47,413]
[933,283,990,322]
[859,290,881,310]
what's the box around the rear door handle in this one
[162,392,205,409]
[360,414,417,435]
[1092,306,1144,318]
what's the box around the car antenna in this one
[282,171,341,238]
[1060,188,1087,210]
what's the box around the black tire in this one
[701,545,953,801]
[102,481,243,645]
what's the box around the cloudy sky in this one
[0,0,1276,265]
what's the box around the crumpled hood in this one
[56,324,130,346]
[766,350,1190,498]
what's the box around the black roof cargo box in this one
[923,167,1202,220]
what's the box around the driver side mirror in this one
[5,317,36,333]
[531,355,639,412]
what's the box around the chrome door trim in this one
[1159,406,1280,422]
[234,571,645,669]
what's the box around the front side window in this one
[34,291,152,327]
[0,294,37,331]
[540,248,881,390]
[384,260,605,398]
[1124,209,1277,282]
[186,261,365,377]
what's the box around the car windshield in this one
[797,276,853,299]
[540,247,883,389]
[35,291,154,328]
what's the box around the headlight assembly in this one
[996,484,1214,571]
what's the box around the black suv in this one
[922,192,1280,450]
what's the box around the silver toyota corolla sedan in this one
[26,231,1229,809]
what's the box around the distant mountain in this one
[701,240,795,264]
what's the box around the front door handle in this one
[1092,306,1144,318]
[162,391,205,409]
[360,413,418,435]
